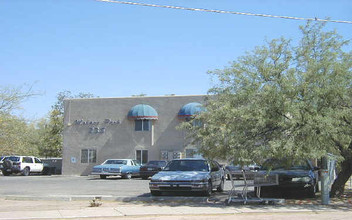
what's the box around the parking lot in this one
[0,175,233,200]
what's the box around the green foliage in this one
[0,114,40,156]
[0,84,41,156]
[37,110,63,157]
[181,22,352,166]
[37,90,96,158]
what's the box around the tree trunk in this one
[330,147,352,197]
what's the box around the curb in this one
[3,195,212,203]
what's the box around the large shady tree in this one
[181,22,352,197]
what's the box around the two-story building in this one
[62,95,206,175]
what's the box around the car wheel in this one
[3,160,13,170]
[2,170,10,176]
[22,167,30,176]
[203,181,212,196]
[217,178,225,192]
[150,190,161,196]
[100,175,107,179]
[123,173,132,179]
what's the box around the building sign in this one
[72,118,121,134]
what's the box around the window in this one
[133,160,141,166]
[135,120,151,131]
[136,150,148,164]
[163,160,209,172]
[81,149,97,163]
[210,161,220,172]
[34,158,42,163]
[22,157,33,163]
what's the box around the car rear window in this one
[4,156,20,162]
[104,160,127,165]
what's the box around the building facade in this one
[62,95,205,175]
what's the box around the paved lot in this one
[1,175,352,219]
[0,175,233,200]
[0,175,150,198]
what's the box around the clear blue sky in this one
[1,0,351,120]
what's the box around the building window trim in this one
[135,119,151,131]
[136,150,148,164]
[81,149,97,164]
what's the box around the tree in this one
[37,110,63,157]
[0,84,41,156]
[0,114,40,156]
[180,22,352,197]
[52,91,96,115]
[0,84,38,114]
[38,91,95,157]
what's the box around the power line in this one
[97,0,352,25]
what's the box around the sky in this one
[1,0,351,121]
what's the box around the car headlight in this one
[291,177,311,183]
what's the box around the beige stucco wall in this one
[62,95,206,175]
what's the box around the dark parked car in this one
[258,159,319,198]
[149,158,225,196]
[139,160,167,179]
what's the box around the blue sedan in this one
[91,159,141,179]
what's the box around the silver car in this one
[149,158,225,196]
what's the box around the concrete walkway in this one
[1,197,351,220]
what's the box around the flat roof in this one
[65,94,207,101]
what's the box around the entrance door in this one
[136,150,148,164]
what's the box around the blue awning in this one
[128,104,158,120]
[178,102,205,119]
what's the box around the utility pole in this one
[320,156,330,205]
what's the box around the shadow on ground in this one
[119,189,352,213]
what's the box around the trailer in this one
[226,169,284,205]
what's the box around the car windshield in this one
[262,159,311,170]
[4,156,20,162]
[163,160,209,172]
[147,161,166,166]
[104,160,127,165]
[133,160,141,166]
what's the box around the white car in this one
[149,158,225,196]
[1,156,44,176]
